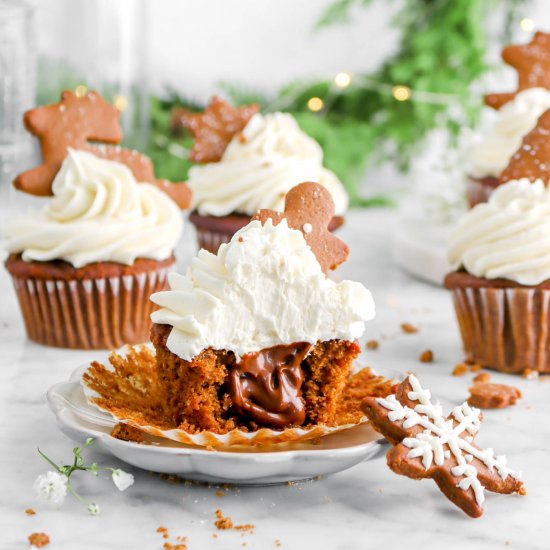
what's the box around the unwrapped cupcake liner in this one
[9,264,174,349]
[451,286,550,373]
[466,176,498,208]
[81,345,371,449]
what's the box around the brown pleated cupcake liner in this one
[450,286,550,373]
[9,263,174,349]
[466,176,499,208]
[194,227,233,254]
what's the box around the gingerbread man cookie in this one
[362,374,525,518]
[252,182,349,274]
[486,31,550,110]
[177,96,259,163]
[500,108,550,184]
[14,90,191,209]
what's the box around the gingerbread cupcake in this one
[148,182,373,432]
[445,179,550,373]
[177,97,348,253]
[4,91,190,349]
[466,31,550,207]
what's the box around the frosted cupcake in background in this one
[177,97,348,253]
[445,179,550,374]
[466,87,550,206]
[4,91,188,349]
[466,31,550,207]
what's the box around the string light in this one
[519,17,535,32]
[74,84,88,98]
[114,94,128,111]
[334,72,352,88]
[307,97,324,112]
[392,85,412,101]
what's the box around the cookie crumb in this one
[473,372,491,383]
[366,339,379,350]
[215,509,233,530]
[25,508,36,516]
[400,323,418,334]
[419,350,433,363]
[215,490,225,497]
[28,533,49,548]
[157,526,169,539]
[470,363,483,372]
[522,368,539,380]
[468,383,522,409]
[452,363,468,376]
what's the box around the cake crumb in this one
[28,533,50,548]
[366,339,379,350]
[215,509,233,530]
[470,363,483,372]
[419,350,433,363]
[400,323,418,334]
[522,368,539,380]
[157,526,169,539]
[473,372,491,383]
[453,363,468,376]
[111,422,143,443]
[215,490,225,497]
[25,508,36,516]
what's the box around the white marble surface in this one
[1,209,549,550]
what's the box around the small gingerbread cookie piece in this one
[485,31,550,110]
[13,90,191,209]
[500,108,550,184]
[178,96,259,163]
[253,182,349,273]
[362,374,525,518]
[468,382,522,409]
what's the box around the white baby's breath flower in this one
[34,471,68,504]
[111,469,134,492]
[88,503,100,515]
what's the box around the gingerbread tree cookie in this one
[500,108,550,184]
[252,182,349,274]
[486,31,550,110]
[13,90,191,208]
[363,374,525,518]
[177,96,259,163]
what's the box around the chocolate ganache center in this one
[228,342,312,428]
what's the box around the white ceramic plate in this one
[46,366,395,485]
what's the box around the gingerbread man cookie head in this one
[485,31,550,110]
[252,182,349,274]
[500,107,550,184]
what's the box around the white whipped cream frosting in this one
[188,112,348,217]
[467,87,550,178]
[448,179,550,285]
[5,149,183,268]
[151,218,374,361]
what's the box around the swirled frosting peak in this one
[5,149,183,267]
[468,88,550,178]
[188,112,348,216]
[151,218,374,361]
[448,179,550,285]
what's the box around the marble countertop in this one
[1,209,548,550]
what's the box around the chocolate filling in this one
[228,342,312,428]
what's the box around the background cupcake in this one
[5,149,183,349]
[444,179,550,373]
[180,97,348,253]
[466,87,550,207]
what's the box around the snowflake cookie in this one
[362,374,525,518]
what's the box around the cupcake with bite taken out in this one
[4,90,189,349]
[177,97,348,253]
